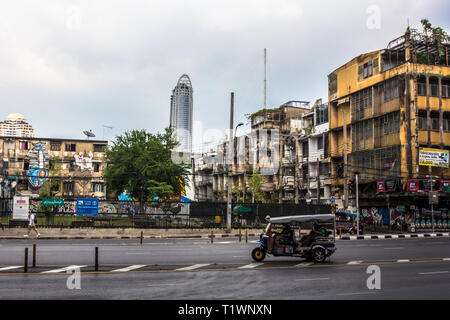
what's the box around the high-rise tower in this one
[170,74,193,152]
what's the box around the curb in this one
[1,232,448,241]
[339,232,450,240]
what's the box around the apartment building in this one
[328,27,450,213]
[194,101,332,204]
[0,136,108,198]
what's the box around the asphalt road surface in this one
[0,237,449,299]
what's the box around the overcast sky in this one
[1,0,449,152]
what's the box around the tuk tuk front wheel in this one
[311,247,326,263]
[251,247,266,262]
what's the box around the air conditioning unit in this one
[320,154,324,160]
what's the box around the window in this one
[93,144,106,153]
[302,141,309,157]
[92,183,103,193]
[384,77,399,102]
[430,84,439,97]
[317,137,324,150]
[63,182,74,193]
[19,141,28,150]
[315,106,328,126]
[319,163,330,176]
[65,143,76,152]
[24,159,30,170]
[431,113,440,130]
[51,143,61,151]
[363,61,373,79]
[93,163,100,172]
[352,87,372,120]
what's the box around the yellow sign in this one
[419,148,449,168]
[215,216,221,223]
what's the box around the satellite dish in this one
[83,130,96,139]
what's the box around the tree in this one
[104,128,189,213]
[248,172,266,203]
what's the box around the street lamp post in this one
[226,93,234,233]
[355,172,359,236]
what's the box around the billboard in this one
[419,148,449,168]
[76,198,99,216]
[13,196,29,220]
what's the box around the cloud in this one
[0,0,448,146]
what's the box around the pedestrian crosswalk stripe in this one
[238,263,263,269]
[397,259,410,263]
[347,261,363,265]
[443,258,450,261]
[175,264,210,271]
[111,265,147,272]
[0,266,21,271]
[41,265,87,273]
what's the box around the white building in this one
[0,113,35,138]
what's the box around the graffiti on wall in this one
[74,152,94,172]
[27,142,50,188]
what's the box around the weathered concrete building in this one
[328,27,450,216]
[0,136,108,198]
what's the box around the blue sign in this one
[330,196,335,204]
[76,198,99,216]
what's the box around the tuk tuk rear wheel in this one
[251,247,266,262]
[311,247,326,263]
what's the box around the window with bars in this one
[384,77,399,102]
[92,183,103,193]
[65,144,76,152]
[51,143,61,151]
[352,87,372,120]
[376,112,400,135]
[63,182,74,193]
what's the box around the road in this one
[0,237,449,299]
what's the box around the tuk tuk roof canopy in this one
[268,214,335,224]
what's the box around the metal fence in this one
[0,198,330,229]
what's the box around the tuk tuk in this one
[251,214,337,263]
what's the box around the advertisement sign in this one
[377,180,398,193]
[76,198,99,216]
[13,196,29,220]
[407,179,441,192]
[419,148,449,168]
[442,181,450,193]
[42,198,64,206]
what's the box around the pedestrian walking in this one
[24,212,40,238]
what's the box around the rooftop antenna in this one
[264,48,267,109]
[102,125,113,139]
[83,130,96,140]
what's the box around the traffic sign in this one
[330,196,335,204]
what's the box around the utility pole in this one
[343,109,348,210]
[294,134,299,204]
[317,160,321,205]
[226,92,234,233]
[356,172,359,236]
[264,48,267,109]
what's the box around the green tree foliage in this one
[418,19,450,65]
[248,171,266,203]
[104,128,189,210]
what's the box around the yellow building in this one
[328,27,450,211]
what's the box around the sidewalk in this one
[0,227,449,240]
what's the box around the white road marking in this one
[397,259,410,263]
[111,265,147,272]
[296,278,329,281]
[337,292,378,296]
[443,258,450,261]
[175,264,211,271]
[419,271,448,275]
[384,247,404,250]
[347,260,364,265]
[0,266,21,271]
[217,241,233,244]
[238,263,264,269]
[42,265,87,273]
[295,262,313,267]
